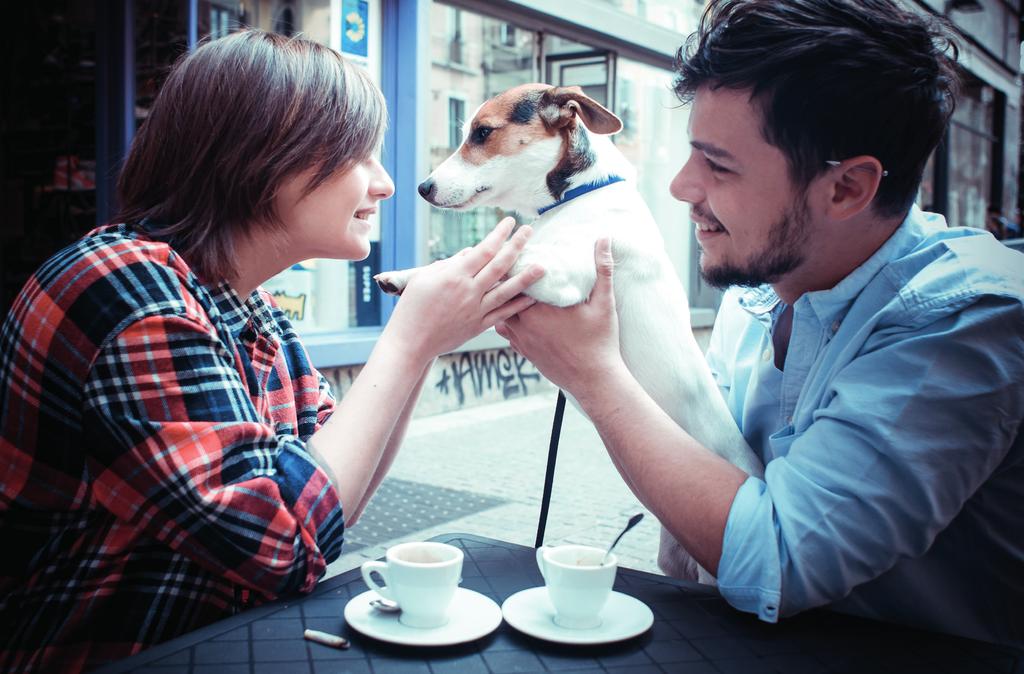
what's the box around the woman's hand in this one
[383,217,544,362]
[495,238,625,396]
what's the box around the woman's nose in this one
[370,158,395,200]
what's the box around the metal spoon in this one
[603,513,645,565]
[369,597,401,613]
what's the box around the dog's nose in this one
[418,178,436,201]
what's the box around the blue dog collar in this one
[537,175,626,215]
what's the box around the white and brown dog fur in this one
[375,84,764,581]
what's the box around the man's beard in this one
[698,197,810,289]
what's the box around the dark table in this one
[97,533,1022,674]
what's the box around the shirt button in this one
[831,320,841,333]
[762,349,772,362]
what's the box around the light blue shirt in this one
[707,207,1024,646]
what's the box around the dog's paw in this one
[374,271,408,296]
[513,250,591,307]
[524,276,588,307]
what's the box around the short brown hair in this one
[674,0,958,219]
[115,29,386,281]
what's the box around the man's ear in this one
[823,156,886,220]
[538,86,623,135]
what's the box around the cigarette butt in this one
[303,628,350,649]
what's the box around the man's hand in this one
[501,236,747,577]
[496,238,626,395]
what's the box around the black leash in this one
[535,390,567,548]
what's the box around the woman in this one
[0,30,541,673]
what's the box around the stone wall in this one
[319,326,714,418]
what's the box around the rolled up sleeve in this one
[719,475,782,622]
[716,296,1023,621]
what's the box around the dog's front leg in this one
[375,242,486,295]
[374,267,425,296]
[376,236,598,305]
[512,241,596,308]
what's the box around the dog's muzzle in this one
[418,178,437,202]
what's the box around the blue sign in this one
[355,240,380,326]
[342,0,368,58]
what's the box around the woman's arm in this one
[306,362,423,525]
[347,360,432,524]
[309,218,544,521]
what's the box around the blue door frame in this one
[379,0,428,328]
[95,0,135,227]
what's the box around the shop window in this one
[1,1,200,314]
[135,1,190,126]
[544,34,610,108]
[499,24,517,47]
[448,97,466,149]
[613,59,711,308]
[1,2,101,312]
[274,5,296,37]
[578,0,703,34]
[210,7,232,38]
[946,75,997,230]
[447,8,464,64]
[427,3,539,262]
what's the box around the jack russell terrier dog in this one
[375,83,764,582]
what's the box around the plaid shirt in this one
[0,223,345,673]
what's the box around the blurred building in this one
[2,0,1021,412]
[913,0,1022,243]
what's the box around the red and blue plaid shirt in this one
[0,223,345,673]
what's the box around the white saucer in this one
[501,587,653,645]
[344,588,502,647]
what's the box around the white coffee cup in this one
[360,541,464,628]
[536,544,617,629]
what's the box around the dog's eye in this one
[470,126,493,145]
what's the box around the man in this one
[497,0,1023,646]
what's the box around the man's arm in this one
[577,360,747,574]
[501,240,1024,623]
[497,238,747,574]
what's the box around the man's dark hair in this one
[115,30,386,281]
[674,0,959,218]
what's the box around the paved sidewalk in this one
[325,391,665,579]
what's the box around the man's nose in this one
[418,178,436,201]
[669,156,704,204]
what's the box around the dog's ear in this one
[539,86,623,135]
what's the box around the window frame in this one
[447,94,467,149]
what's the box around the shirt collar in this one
[735,285,783,331]
[129,220,283,340]
[209,281,282,340]
[735,206,947,329]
